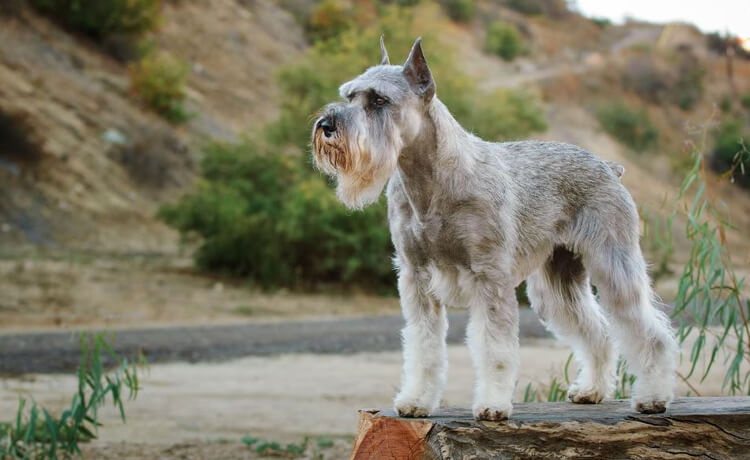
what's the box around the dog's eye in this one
[373,97,388,107]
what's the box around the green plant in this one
[162,3,546,292]
[130,51,191,123]
[485,21,525,61]
[30,0,161,39]
[719,95,732,113]
[159,140,395,291]
[596,101,658,152]
[440,0,475,22]
[463,89,546,141]
[742,93,750,110]
[242,435,334,458]
[709,119,750,189]
[504,0,568,17]
[673,132,750,395]
[590,17,611,28]
[306,0,350,42]
[0,332,143,459]
[613,359,636,399]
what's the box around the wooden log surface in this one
[351,397,750,460]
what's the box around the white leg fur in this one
[393,269,448,417]
[590,246,678,413]
[527,267,616,404]
[466,284,519,421]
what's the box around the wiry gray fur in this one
[312,37,677,421]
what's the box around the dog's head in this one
[312,37,436,209]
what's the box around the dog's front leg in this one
[394,268,448,417]
[467,282,519,421]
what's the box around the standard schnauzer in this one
[312,37,677,421]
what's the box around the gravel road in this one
[0,310,547,375]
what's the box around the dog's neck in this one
[395,98,472,221]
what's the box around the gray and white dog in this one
[312,37,677,421]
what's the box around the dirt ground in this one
[0,252,400,331]
[0,336,738,460]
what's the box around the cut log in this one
[350,397,750,460]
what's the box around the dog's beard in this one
[312,125,399,210]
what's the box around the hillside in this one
[0,0,749,328]
[0,0,303,252]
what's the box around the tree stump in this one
[350,397,750,459]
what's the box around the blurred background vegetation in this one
[0,0,748,320]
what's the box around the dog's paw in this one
[473,404,512,421]
[632,398,668,414]
[395,402,430,417]
[394,393,433,418]
[567,384,606,404]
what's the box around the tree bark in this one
[351,397,750,460]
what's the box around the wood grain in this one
[351,397,750,460]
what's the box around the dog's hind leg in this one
[393,268,448,417]
[527,247,616,404]
[589,243,677,414]
[466,278,519,421]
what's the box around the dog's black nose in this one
[319,117,336,137]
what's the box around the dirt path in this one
[0,310,548,375]
[1,335,735,459]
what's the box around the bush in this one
[162,4,547,292]
[485,21,525,61]
[742,93,750,110]
[590,17,611,28]
[709,119,750,188]
[463,89,546,140]
[719,95,732,113]
[130,51,191,123]
[30,0,160,39]
[159,141,395,290]
[440,0,475,22]
[306,0,350,42]
[504,0,568,18]
[596,102,658,152]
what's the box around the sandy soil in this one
[0,337,738,459]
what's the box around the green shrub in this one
[741,92,750,110]
[596,102,658,152]
[159,141,395,290]
[590,16,611,28]
[440,0,476,22]
[463,89,546,140]
[504,0,568,17]
[162,4,546,292]
[30,0,161,39]
[709,119,749,188]
[485,21,525,61]
[306,0,350,42]
[719,95,732,113]
[130,51,190,123]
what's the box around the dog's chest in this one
[407,214,471,269]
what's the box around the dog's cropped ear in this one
[403,37,435,102]
[379,35,390,65]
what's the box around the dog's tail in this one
[606,161,625,179]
